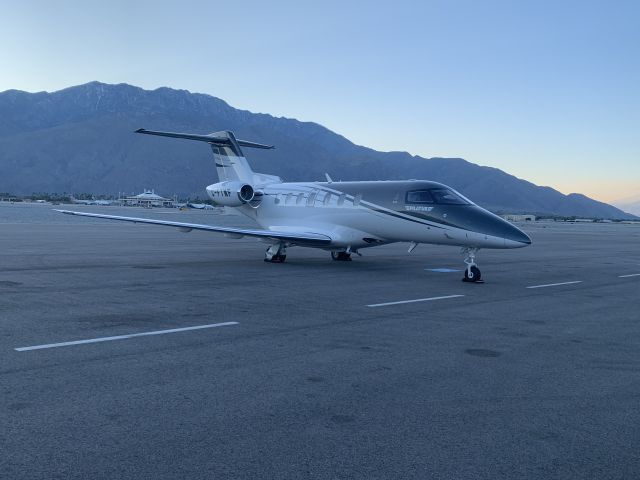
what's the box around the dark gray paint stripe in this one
[315,185,447,230]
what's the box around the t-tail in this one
[135,128,275,184]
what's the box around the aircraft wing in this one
[55,210,332,245]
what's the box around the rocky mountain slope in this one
[0,81,633,219]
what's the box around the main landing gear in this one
[331,251,352,261]
[461,247,483,283]
[264,243,287,263]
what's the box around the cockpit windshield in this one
[406,190,435,204]
[406,188,471,205]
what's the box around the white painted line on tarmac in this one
[367,294,464,308]
[619,273,640,278]
[15,322,239,352]
[526,281,582,289]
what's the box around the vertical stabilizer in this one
[208,131,254,182]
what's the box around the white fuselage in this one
[208,180,529,251]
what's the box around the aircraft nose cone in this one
[442,205,532,248]
[504,223,532,247]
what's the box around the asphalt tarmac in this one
[1,204,639,479]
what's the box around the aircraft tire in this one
[464,265,481,282]
[264,254,286,263]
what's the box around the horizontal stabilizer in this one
[135,128,274,149]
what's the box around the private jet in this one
[57,129,531,282]
[70,195,115,206]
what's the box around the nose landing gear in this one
[461,247,483,283]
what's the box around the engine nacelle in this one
[206,181,255,206]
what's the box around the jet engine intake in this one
[206,181,255,206]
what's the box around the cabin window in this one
[307,192,317,206]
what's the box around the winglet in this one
[325,173,333,183]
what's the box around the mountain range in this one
[612,195,640,217]
[0,81,634,219]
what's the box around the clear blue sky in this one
[1,0,638,202]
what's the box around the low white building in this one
[120,190,175,208]
[502,214,536,222]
